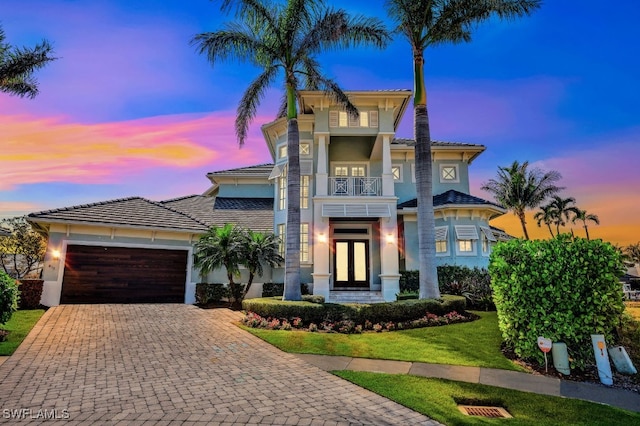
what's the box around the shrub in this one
[262,282,309,297]
[438,265,494,311]
[399,271,419,293]
[0,270,19,324]
[17,279,43,309]
[195,283,229,305]
[302,294,324,304]
[490,236,625,370]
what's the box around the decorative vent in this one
[329,111,338,128]
[369,110,379,128]
[458,406,512,418]
[455,225,479,240]
[435,226,448,241]
[300,160,313,176]
[479,226,497,242]
[322,203,391,218]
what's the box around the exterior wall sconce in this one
[386,233,395,244]
[52,249,61,260]
[317,233,327,243]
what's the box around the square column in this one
[315,133,329,196]
[381,134,395,197]
[379,210,400,301]
[312,203,331,300]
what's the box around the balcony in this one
[329,177,381,197]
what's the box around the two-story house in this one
[29,90,507,306]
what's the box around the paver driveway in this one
[0,305,439,425]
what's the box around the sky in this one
[1,0,639,246]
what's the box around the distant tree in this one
[192,0,389,301]
[572,208,600,241]
[481,161,562,240]
[545,195,579,235]
[0,24,56,98]
[0,217,46,279]
[241,230,283,300]
[384,0,541,299]
[624,242,640,265]
[534,204,556,238]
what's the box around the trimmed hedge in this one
[490,236,625,370]
[242,295,466,325]
[0,270,19,324]
[17,279,43,309]
[195,283,229,305]
[262,282,310,297]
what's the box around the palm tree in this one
[193,0,389,301]
[241,230,284,300]
[624,242,640,265]
[385,0,541,299]
[546,195,579,235]
[534,204,555,238]
[193,224,246,304]
[571,208,600,240]
[482,161,562,240]
[0,24,56,98]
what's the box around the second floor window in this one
[278,166,287,210]
[300,175,310,209]
[330,110,378,128]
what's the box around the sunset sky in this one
[2,0,639,246]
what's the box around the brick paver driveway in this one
[0,305,438,425]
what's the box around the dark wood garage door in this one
[61,245,188,304]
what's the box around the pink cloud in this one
[0,111,272,191]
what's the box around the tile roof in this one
[0,228,10,237]
[28,197,209,232]
[397,190,504,210]
[163,196,274,233]
[392,138,484,147]
[207,163,273,177]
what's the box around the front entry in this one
[333,240,369,289]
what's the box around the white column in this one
[316,134,329,196]
[381,134,394,196]
[379,211,400,302]
[312,202,331,300]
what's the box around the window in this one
[411,163,416,183]
[454,225,478,255]
[335,166,348,176]
[440,164,460,183]
[481,233,490,254]
[277,224,285,257]
[279,145,287,159]
[300,175,309,209]
[391,165,403,182]
[330,110,378,128]
[435,226,448,254]
[351,166,366,177]
[300,223,309,262]
[278,166,287,210]
[479,226,496,255]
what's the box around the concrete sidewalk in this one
[295,354,640,413]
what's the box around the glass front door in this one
[334,239,369,289]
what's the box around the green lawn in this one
[335,371,640,426]
[0,309,45,356]
[245,311,521,371]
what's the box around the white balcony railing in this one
[329,177,381,197]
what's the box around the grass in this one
[334,371,640,426]
[0,309,45,356]
[245,311,521,371]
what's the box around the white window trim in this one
[440,164,460,184]
[330,161,369,177]
[481,233,491,257]
[456,239,476,256]
[411,163,416,183]
[435,225,449,256]
[391,164,403,183]
[454,225,478,256]
[300,223,310,264]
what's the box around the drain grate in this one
[458,405,512,418]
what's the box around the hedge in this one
[195,283,229,305]
[262,283,309,297]
[242,295,466,325]
[490,236,625,370]
[0,270,19,324]
[17,279,43,309]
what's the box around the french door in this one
[333,239,369,289]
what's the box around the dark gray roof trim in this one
[214,197,274,210]
[392,138,484,147]
[398,190,503,210]
[207,163,274,176]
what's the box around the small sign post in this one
[538,337,552,372]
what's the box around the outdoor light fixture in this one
[317,232,327,243]
[386,233,395,244]
[52,249,61,260]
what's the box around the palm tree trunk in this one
[547,224,554,238]
[414,52,440,300]
[283,116,302,301]
[242,271,255,300]
[517,210,530,240]
[584,223,590,241]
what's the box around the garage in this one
[61,245,188,304]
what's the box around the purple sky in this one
[2,0,639,244]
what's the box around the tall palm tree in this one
[571,208,599,241]
[534,204,555,238]
[0,25,56,98]
[546,195,579,235]
[193,0,389,301]
[482,160,562,240]
[241,230,284,300]
[385,0,541,299]
[193,224,246,302]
